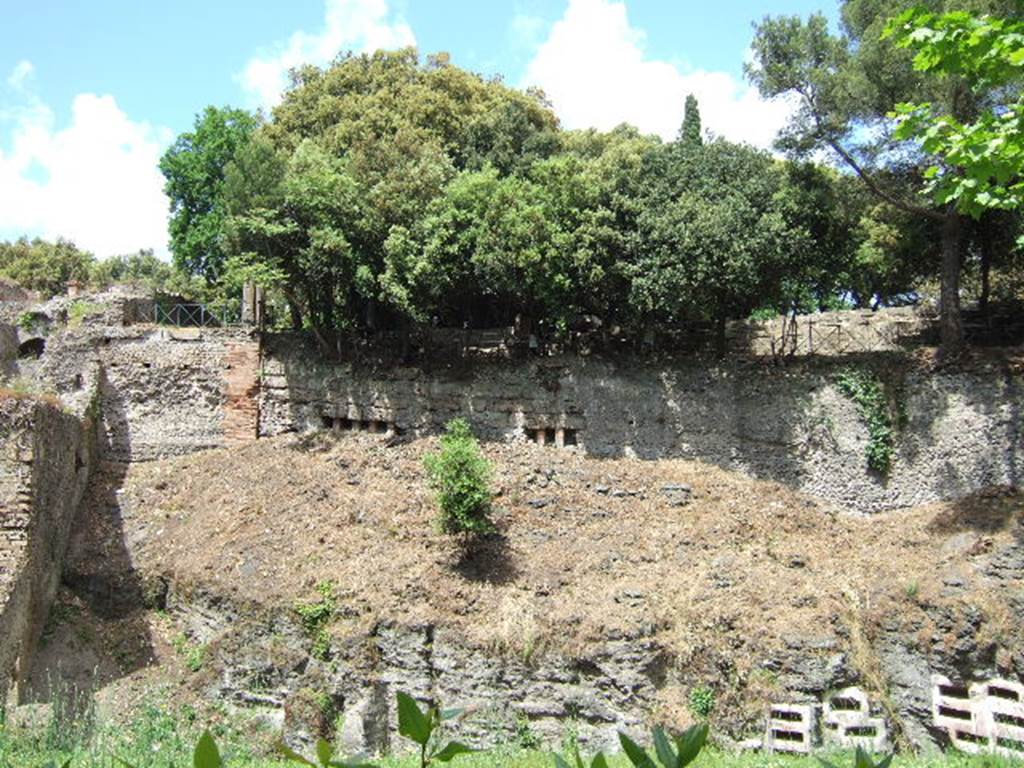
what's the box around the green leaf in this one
[554,754,574,768]
[433,742,474,762]
[674,723,708,768]
[618,733,658,768]
[194,731,223,768]
[854,747,873,768]
[278,741,317,766]
[397,692,433,746]
[652,728,677,768]
[317,739,335,767]
[818,759,841,768]
[591,754,610,768]
[876,754,895,768]
[440,708,464,721]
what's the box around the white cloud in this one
[0,63,172,257]
[521,0,793,148]
[6,60,33,92]
[240,0,416,109]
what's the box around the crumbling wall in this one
[0,395,94,701]
[261,337,1022,513]
[38,326,259,462]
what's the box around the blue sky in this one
[0,0,839,257]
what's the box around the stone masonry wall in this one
[37,326,260,462]
[261,336,1023,513]
[0,395,94,701]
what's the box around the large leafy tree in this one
[380,125,656,333]
[224,49,561,339]
[886,9,1024,216]
[160,106,258,282]
[630,139,812,353]
[747,0,1023,358]
[679,94,703,149]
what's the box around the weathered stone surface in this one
[0,394,95,702]
[259,337,1023,514]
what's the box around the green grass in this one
[1,698,1022,768]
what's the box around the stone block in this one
[764,702,819,753]
[822,687,890,752]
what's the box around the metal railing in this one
[153,303,240,328]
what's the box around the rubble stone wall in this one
[261,336,1022,513]
[37,326,260,462]
[0,395,94,700]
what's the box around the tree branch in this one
[824,136,947,222]
[794,85,948,222]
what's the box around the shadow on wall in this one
[260,335,1023,513]
[22,366,157,715]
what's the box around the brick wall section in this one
[222,339,261,446]
[36,326,259,461]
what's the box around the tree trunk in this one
[979,221,992,320]
[938,211,966,359]
[287,298,303,331]
[714,314,727,358]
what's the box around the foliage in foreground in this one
[424,419,495,536]
[2,691,1019,768]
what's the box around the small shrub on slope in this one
[424,418,494,536]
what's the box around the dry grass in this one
[61,431,1022,735]
[101,433,1021,661]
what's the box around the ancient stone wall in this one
[261,336,1022,513]
[0,395,94,701]
[37,326,260,462]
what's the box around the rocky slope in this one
[28,432,1024,756]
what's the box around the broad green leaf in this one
[554,754,574,768]
[433,741,474,762]
[397,692,433,746]
[277,741,317,766]
[674,723,708,768]
[854,746,873,768]
[652,727,677,768]
[194,731,223,768]
[618,733,658,768]
[592,754,610,768]
[317,739,335,767]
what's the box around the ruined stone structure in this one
[260,335,1023,514]
[0,395,94,702]
[0,289,1021,754]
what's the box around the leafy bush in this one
[396,691,474,768]
[424,419,494,536]
[688,686,715,719]
[295,581,336,660]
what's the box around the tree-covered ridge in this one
[153,11,1019,353]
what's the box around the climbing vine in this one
[834,367,902,476]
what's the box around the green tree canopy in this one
[159,106,259,282]
[0,237,93,297]
[747,0,1024,356]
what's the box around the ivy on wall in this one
[834,367,904,476]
